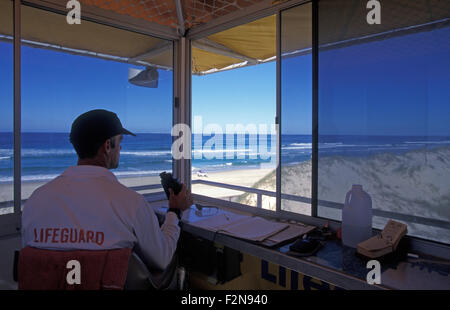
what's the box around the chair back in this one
[14,247,179,290]
[16,246,131,290]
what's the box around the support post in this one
[14,0,22,231]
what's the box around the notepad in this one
[191,212,289,242]
[260,223,316,247]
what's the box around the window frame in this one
[1,0,448,258]
[0,0,22,237]
[0,0,177,237]
[186,0,450,256]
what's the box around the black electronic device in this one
[159,172,182,200]
[288,238,323,257]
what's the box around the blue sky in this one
[192,62,276,132]
[0,25,449,136]
[319,26,450,136]
[0,43,173,133]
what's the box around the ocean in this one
[1,132,449,242]
[0,132,450,183]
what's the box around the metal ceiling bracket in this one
[174,0,185,37]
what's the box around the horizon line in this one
[0,132,449,137]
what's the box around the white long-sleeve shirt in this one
[21,165,180,270]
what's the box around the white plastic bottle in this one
[342,184,373,248]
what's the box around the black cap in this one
[70,109,136,145]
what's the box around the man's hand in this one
[169,184,193,212]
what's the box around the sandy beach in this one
[0,167,275,210]
[192,167,275,201]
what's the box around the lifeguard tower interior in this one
[0,0,449,290]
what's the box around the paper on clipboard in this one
[260,223,316,247]
[191,212,289,242]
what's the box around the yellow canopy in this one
[0,1,13,36]
[191,48,241,74]
[207,14,277,62]
[1,0,449,75]
[191,14,277,74]
[0,1,173,69]
[191,0,449,74]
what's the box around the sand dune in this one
[239,147,450,243]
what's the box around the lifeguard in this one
[22,109,193,270]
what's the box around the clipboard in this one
[191,211,314,245]
[260,223,316,247]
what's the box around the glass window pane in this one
[21,5,173,199]
[318,0,450,243]
[0,0,13,215]
[191,15,277,210]
[280,3,312,216]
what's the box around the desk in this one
[146,196,450,290]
